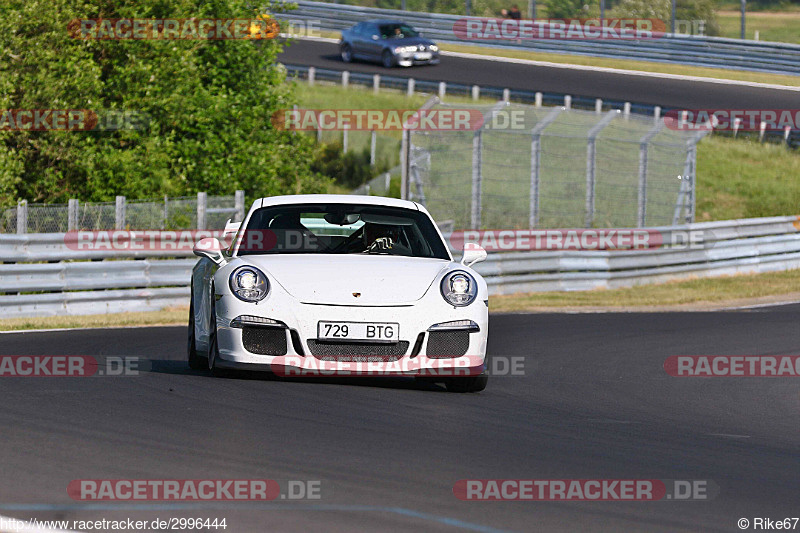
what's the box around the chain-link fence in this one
[403,102,709,229]
[2,192,245,234]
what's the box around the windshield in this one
[236,203,449,259]
[379,23,419,39]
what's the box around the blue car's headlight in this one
[440,271,478,307]
[229,266,269,302]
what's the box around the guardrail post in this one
[535,92,542,108]
[407,78,415,97]
[637,122,665,227]
[564,95,571,109]
[68,199,78,231]
[16,200,27,234]
[438,82,446,101]
[235,190,245,221]
[785,126,792,145]
[373,74,380,94]
[471,85,480,101]
[197,192,206,230]
[115,196,126,230]
[370,130,377,165]
[471,129,482,229]
[316,121,322,143]
[342,121,349,152]
[529,107,562,228]
[585,110,618,228]
[623,102,631,118]
[595,99,602,114]
[308,66,315,86]
[341,70,349,88]
[503,88,510,102]
[759,121,767,142]
[654,106,661,122]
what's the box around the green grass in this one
[0,308,188,332]
[717,9,800,43]
[491,268,800,311]
[696,135,800,221]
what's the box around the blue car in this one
[340,20,440,68]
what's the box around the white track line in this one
[291,34,800,92]
[0,514,81,533]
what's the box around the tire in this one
[341,43,353,63]
[381,50,394,68]
[207,300,227,377]
[445,374,488,393]
[187,292,206,370]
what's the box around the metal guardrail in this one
[1,215,799,317]
[278,0,800,75]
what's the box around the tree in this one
[0,0,329,207]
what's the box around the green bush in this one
[0,0,329,208]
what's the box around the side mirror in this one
[193,237,226,265]
[461,243,487,267]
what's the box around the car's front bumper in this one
[213,290,487,377]
[395,52,440,67]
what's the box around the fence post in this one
[595,99,602,114]
[471,85,480,101]
[585,111,618,228]
[564,95,571,109]
[529,107,562,228]
[623,102,631,118]
[370,130,377,166]
[308,66,315,86]
[115,196,126,230]
[16,200,27,234]
[438,81,446,101]
[503,88,510,102]
[342,121,349,152]
[637,122,665,227]
[316,121,322,143]
[535,92,542,108]
[407,78,415,97]
[163,195,168,230]
[68,199,78,231]
[197,192,207,230]
[373,74,380,94]
[654,106,661,122]
[785,126,792,145]
[471,129,482,229]
[400,129,410,200]
[342,70,349,88]
[235,190,245,221]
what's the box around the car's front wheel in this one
[187,291,206,370]
[341,43,353,63]
[445,374,488,393]
[207,299,227,377]
[381,49,394,68]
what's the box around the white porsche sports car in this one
[188,195,489,392]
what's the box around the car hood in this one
[390,36,435,47]
[240,254,451,306]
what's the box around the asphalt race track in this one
[1,306,799,532]
[277,39,800,110]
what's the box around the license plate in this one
[414,52,432,60]
[317,321,399,342]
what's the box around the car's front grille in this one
[307,340,409,362]
[426,330,471,358]
[242,327,288,356]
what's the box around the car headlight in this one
[229,266,269,302]
[429,44,438,51]
[440,271,478,307]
